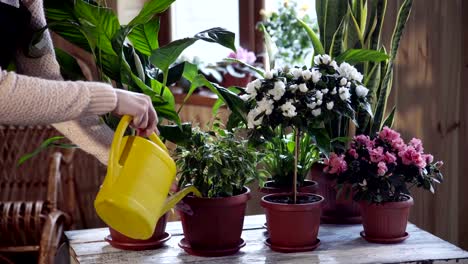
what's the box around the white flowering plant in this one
[241,54,371,143]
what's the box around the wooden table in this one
[66,214,468,264]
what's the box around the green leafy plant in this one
[260,0,318,66]
[259,129,320,188]
[297,0,413,145]
[174,127,259,198]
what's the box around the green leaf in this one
[159,123,192,146]
[331,136,351,143]
[296,17,325,57]
[315,0,348,53]
[194,27,236,51]
[336,49,389,64]
[54,48,85,80]
[346,7,365,49]
[223,58,264,77]
[364,0,387,50]
[150,38,197,75]
[382,106,396,128]
[129,0,175,26]
[258,24,278,70]
[17,136,76,166]
[128,17,160,56]
[311,128,331,157]
[329,16,347,58]
[182,61,199,82]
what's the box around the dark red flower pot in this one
[360,195,414,243]
[178,187,251,256]
[259,180,318,194]
[261,193,324,252]
[221,72,252,88]
[106,214,170,251]
[309,163,361,224]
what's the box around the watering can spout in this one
[94,115,201,240]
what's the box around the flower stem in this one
[294,128,301,204]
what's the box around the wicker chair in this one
[0,125,76,264]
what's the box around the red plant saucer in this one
[178,238,246,257]
[264,238,321,253]
[105,232,171,251]
[360,231,409,244]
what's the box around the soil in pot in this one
[178,187,251,257]
[360,195,414,244]
[309,163,361,224]
[261,193,323,253]
[259,180,318,194]
[106,214,170,251]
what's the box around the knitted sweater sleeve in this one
[3,0,117,165]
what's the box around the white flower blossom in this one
[339,87,351,101]
[326,101,334,110]
[268,81,286,100]
[307,102,317,109]
[330,61,338,70]
[240,94,251,101]
[292,68,302,79]
[312,108,322,117]
[356,85,369,98]
[246,81,257,94]
[311,69,322,83]
[257,97,275,115]
[340,78,347,86]
[247,109,263,128]
[265,69,277,79]
[299,83,308,93]
[314,54,331,65]
[331,87,337,95]
[289,84,298,93]
[315,90,323,100]
[321,88,329,94]
[337,62,363,82]
[317,100,323,105]
[347,82,351,88]
[302,70,312,80]
[280,101,297,117]
[253,79,262,88]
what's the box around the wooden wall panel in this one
[384,0,465,248]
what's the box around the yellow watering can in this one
[94,115,201,240]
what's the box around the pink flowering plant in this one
[324,127,443,203]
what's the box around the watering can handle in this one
[109,115,169,182]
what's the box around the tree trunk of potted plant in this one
[262,129,324,252]
[105,214,170,250]
[178,187,251,257]
[359,195,414,244]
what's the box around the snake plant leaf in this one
[54,48,85,80]
[258,24,278,70]
[194,27,236,52]
[382,105,396,128]
[329,16,347,58]
[315,0,348,53]
[128,17,160,56]
[129,0,175,26]
[296,17,324,57]
[364,0,387,50]
[347,6,365,50]
[335,49,389,64]
[372,0,412,134]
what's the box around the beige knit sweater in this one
[0,0,116,164]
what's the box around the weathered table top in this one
[66,214,468,264]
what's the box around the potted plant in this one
[239,53,371,252]
[296,0,414,224]
[324,127,443,243]
[174,127,259,257]
[258,128,320,194]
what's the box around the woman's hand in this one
[112,89,159,136]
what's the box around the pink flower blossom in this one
[369,147,385,163]
[379,126,401,143]
[324,153,348,175]
[228,47,256,64]
[423,154,434,164]
[398,146,427,169]
[353,135,374,148]
[391,138,407,152]
[384,152,397,164]
[348,148,359,159]
[377,162,388,176]
[409,138,424,153]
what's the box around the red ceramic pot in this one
[259,180,318,194]
[221,72,252,88]
[261,193,324,252]
[106,214,170,251]
[178,187,251,256]
[360,195,414,241]
[309,163,361,224]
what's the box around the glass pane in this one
[171,0,240,64]
[264,0,317,19]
